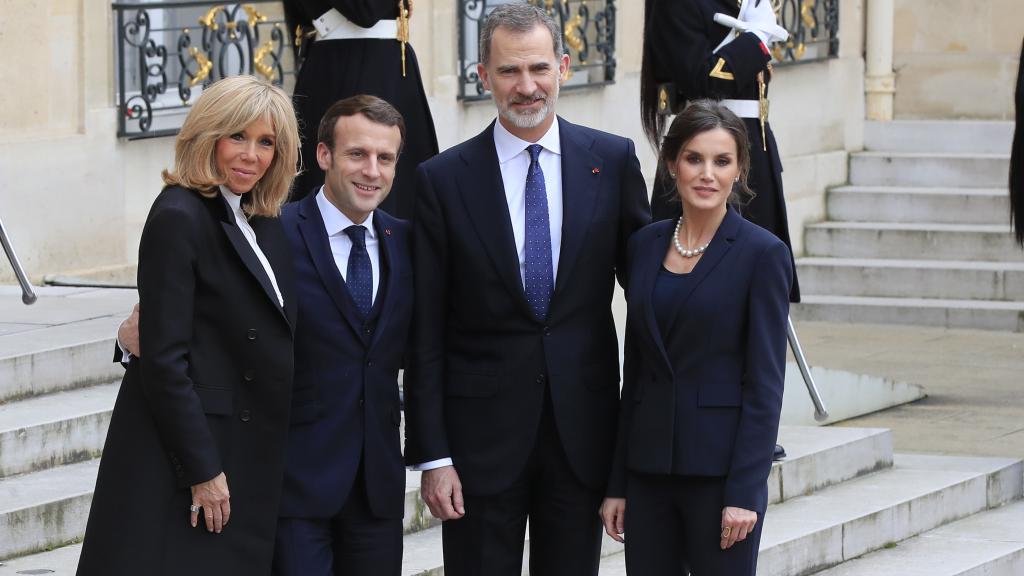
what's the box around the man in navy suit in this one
[403,4,650,575]
[273,94,412,576]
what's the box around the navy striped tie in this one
[523,144,553,321]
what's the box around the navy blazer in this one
[278,194,413,519]
[608,208,791,513]
[404,117,651,495]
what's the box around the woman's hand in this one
[720,506,757,549]
[599,497,626,543]
[190,472,230,533]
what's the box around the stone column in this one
[864,0,895,120]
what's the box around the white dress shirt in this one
[410,119,565,472]
[493,117,563,286]
[221,187,284,308]
[316,187,381,303]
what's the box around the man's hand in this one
[599,497,626,543]
[720,506,758,549]
[118,303,141,357]
[421,465,465,520]
[191,472,231,533]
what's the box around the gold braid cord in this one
[397,0,410,77]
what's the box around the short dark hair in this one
[479,2,564,66]
[317,94,406,155]
[658,99,754,208]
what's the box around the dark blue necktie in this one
[344,225,372,318]
[524,144,553,321]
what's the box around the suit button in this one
[244,370,255,381]
[543,326,551,336]
[366,360,374,367]
[247,329,257,341]
[364,327,374,336]
[240,410,251,422]
[536,374,546,385]
[358,397,365,407]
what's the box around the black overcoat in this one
[645,0,800,300]
[288,0,439,220]
[77,186,297,576]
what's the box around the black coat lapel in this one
[217,196,287,322]
[637,221,675,376]
[295,194,366,339]
[554,118,603,297]
[250,216,297,332]
[456,123,534,317]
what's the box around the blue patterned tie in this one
[344,225,372,318]
[524,144,553,321]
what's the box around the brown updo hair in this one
[657,99,755,209]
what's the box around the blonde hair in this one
[162,75,299,217]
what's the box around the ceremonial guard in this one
[286,0,438,219]
[641,0,799,301]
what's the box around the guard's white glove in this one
[741,0,789,45]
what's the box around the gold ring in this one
[722,526,732,536]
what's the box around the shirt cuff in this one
[409,458,454,471]
[115,336,133,365]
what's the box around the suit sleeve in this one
[723,240,792,512]
[137,202,222,488]
[651,0,771,99]
[607,237,643,497]
[404,163,451,465]
[616,138,652,290]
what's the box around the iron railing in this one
[112,1,295,139]
[772,0,839,66]
[458,0,617,101]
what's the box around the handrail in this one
[0,216,38,305]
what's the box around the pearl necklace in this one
[673,217,711,258]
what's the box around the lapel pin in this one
[592,167,600,174]
[384,228,392,236]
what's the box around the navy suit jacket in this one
[404,117,651,495]
[608,208,791,513]
[278,194,413,519]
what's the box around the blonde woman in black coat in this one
[77,76,300,576]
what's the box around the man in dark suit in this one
[403,4,650,575]
[273,95,412,576]
[115,95,412,576]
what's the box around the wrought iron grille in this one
[112,1,295,139]
[458,0,617,101]
[771,0,839,66]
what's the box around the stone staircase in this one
[2,289,1024,575]
[793,120,1024,332]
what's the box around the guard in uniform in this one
[641,0,799,301]
[286,0,439,219]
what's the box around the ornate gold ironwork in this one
[801,0,817,29]
[564,13,585,54]
[253,37,276,81]
[199,6,224,30]
[242,4,268,24]
[188,47,213,87]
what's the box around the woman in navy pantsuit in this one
[600,100,792,575]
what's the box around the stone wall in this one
[893,0,1023,119]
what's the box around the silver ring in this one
[190,504,200,513]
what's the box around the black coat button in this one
[240,410,251,422]
[358,397,365,407]
[366,360,374,367]
[244,370,255,381]
[543,326,551,336]
[247,329,257,340]
[364,327,374,336]
[536,374,546,385]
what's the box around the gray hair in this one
[479,2,564,66]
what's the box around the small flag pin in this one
[592,167,600,174]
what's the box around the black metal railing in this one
[772,0,839,66]
[112,1,295,139]
[458,0,617,101]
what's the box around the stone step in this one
[849,152,1009,188]
[0,543,82,575]
[0,460,98,560]
[757,454,1022,576]
[826,186,1009,225]
[810,500,1024,576]
[803,221,1024,262]
[863,120,1014,154]
[792,295,1024,332]
[0,382,117,478]
[0,318,124,404]
[796,258,1024,301]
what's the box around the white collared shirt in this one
[493,118,563,286]
[220,187,284,308]
[316,188,381,303]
